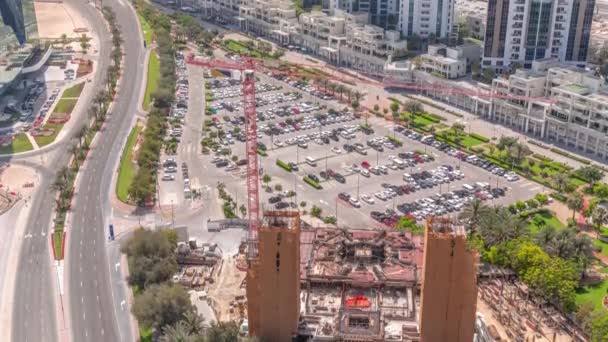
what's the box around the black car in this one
[338,192,351,201]
[360,126,374,135]
[334,173,346,183]
[216,160,228,167]
[288,162,299,171]
[343,144,354,152]
[269,196,281,204]
[275,202,290,209]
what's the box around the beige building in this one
[237,0,297,45]
[419,44,468,79]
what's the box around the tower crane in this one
[187,54,261,259]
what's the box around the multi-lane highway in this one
[9,0,113,341]
[66,0,144,340]
[8,0,143,341]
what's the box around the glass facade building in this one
[0,0,38,49]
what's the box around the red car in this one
[361,161,371,169]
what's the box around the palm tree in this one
[459,198,490,236]
[160,321,192,342]
[181,311,204,336]
[479,207,528,246]
[572,234,595,278]
[76,125,88,149]
[404,100,422,121]
[328,83,337,95]
[567,192,584,221]
[553,173,568,193]
[70,144,80,168]
[534,225,556,247]
[591,206,608,234]
[336,84,345,100]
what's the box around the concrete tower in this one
[419,217,478,342]
[246,211,301,341]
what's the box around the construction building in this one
[419,217,478,342]
[246,211,301,341]
[298,228,424,341]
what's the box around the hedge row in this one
[303,176,322,189]
[551,192,567,202]
[549,147,591,165]
[385,135,403,147]
[276,159,292,172]
[420,113,442,123]
[469,132,489,143]
[257,148,267,157]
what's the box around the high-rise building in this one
[0,0,37,55]
[419,217,478,342]
[246,212,300,341]
[482,0,594,72]
[398,0,455,39]
[328,0,453,37]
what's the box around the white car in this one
[161,174,175,181]
[349,197,361,208]
[505,173,519,182]
[331,146,343,154]
[374,192,388,201]
[274,140,284,147]
[360,194,375,204]
[360,169,370,177]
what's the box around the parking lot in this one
[196,69,543,229]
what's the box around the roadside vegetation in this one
[49,6,124,259]
[116,125,142,202]
[142,52,159,111]
[127,1,217,206]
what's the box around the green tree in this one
[311,205,322,218]
[590,309,608,342]
[566,192,584,221]
[122,228,178,289]
[160,321,195,342]
[390,101,400,115]
[553,173,569,193]
[132,284,196,330]
[479,207,528,246]
[396,216,424,235]
[459,198,491,236]
[262,174,271,187]
[591,205,608,234]
[576,166,605,186]
[482,68,496,83]
[404,100,422,123]
[205,322,241,341]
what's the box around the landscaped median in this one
[276,159,292,172]
[116,125,142,203]
[303,176,322,189]
[142,52,159,111]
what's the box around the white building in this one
[483,0,594,73]
[419,44,475,79]
[398,0,455,39]
[237,0,297,45]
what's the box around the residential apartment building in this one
[398,0,455,39]
[483,0,595,73]
[328,0,400,30]
[198,0,242,23]
[419,43,481,79]
[237,0,297,45]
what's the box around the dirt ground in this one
[35,2,89,39]
[0,164,39,198]
[206,255,246,322]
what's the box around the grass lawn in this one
[143,52,159,111]
[440,129,485,147]
[138,14,153,45]
[35,123,65,147]
[140,325,153,342]
[116,126,141,203]
[593,238,608,257]
[53,231,63,260]
[528,210,565,234]
[62,83,84,98]
[53,99,78,114]
[225,40,262,58]
[411,115,435,127]
[576,280,608,311]
[0,133,33,154]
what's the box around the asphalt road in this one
[8,1,113,341]
[65,0,144,341]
